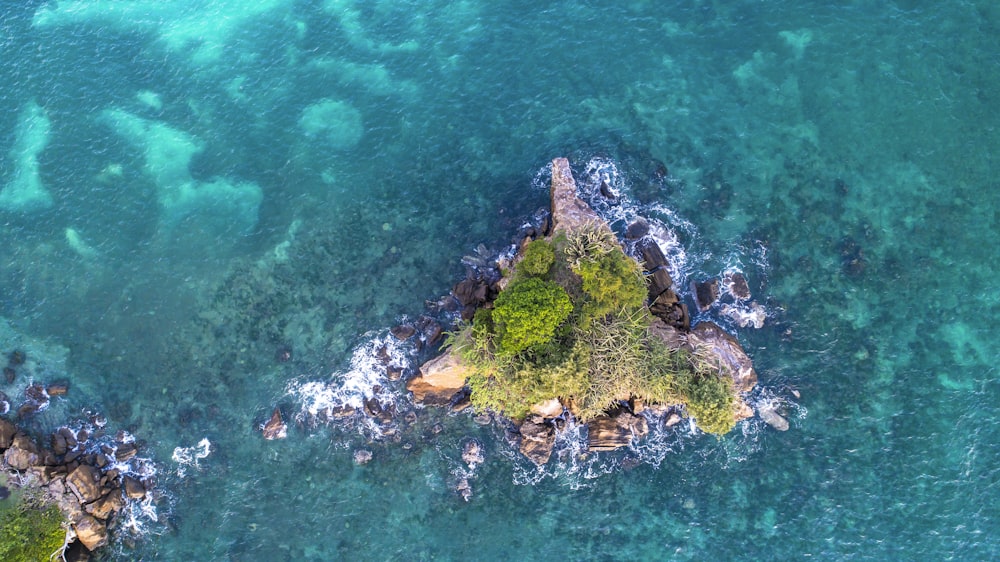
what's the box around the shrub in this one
[491,277,573,355]
[679,371,736,435]
[574,250,647,324]
[0,495,67,562]
[518,239,556,277]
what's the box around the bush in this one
[492,277,573,355]
[574,249,647,324]
[679,371,736,435]
[0,495,67,562]
[518,239,556,277]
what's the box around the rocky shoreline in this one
[1,350,155,559]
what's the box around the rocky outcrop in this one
[550,157,607,234]
[261,407,287,440]
[407,350,470,406]
[687,321,758,393]
[518,415,555,465]
[587,412,649,452]
[1,419,154,553]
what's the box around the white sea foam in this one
[287,332,412,436]
[171,437,212,478]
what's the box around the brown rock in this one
[73,514,108,551]
[461,439,485,468]
[390,324,416,341]
[261,407,287,440]
[692,278,720,312]
[0,418,15,449]
[87,489,124,520]
[648,319,687,350]
[114,442,137,462]
[51,431,68,456]
[46,382,69,396]
[587,412,648,452]
[407,350,470,406]
[518,415,555,465]
[549,157,607,234]
[4,440,39,470]
[724,272,751,300]
[688,322,758,393]
[123,476,146,500]
[67,464,103,504]
[636,237,673,299]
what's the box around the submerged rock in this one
[758,403,789,431]
[353,449,373,465]
[461,439,485,468]
[261,407,287,440]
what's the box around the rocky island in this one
[406,158,771,465]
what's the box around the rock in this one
[720,302,767,329]
[261,407,287,440]
[67,465,103,504]
[454,477,473,502]
[586,412,648,452]
[386,365,404,381]
[51,431,68,456]
[549,157,607,234]
[665,413,683,427]
[390,324,416,341]
[758,403,789,431]
[87,489,123,520]
[123,476,146,500]
[0,391,9,415]
[73,514,108,551]
[353,449,373,465]
[274,344,293,363]
[648,319,686,350]
[625,218,649,240]
[453,278,489,308]
[0,418,16,449]
[529,398,563,418]
[723,272,751,300]
[736,399,754,422]
[7,349,26,366]
[461,439,485,468]
[692,278,720,312]
[407,350,470,406]
[3,366,14,384]
[46,382,69,396]
[687,321,758,393]
[518,415,555,465]
[636,238,673,300]
[4,438,39,470]
[114,442,137,462]
[25,382,48,403]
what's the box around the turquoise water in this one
[1,0,999,559]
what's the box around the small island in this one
[407,158,767,465]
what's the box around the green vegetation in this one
[449,224,739,435]
[518,239,556,277]
[491,277,573,355]
[0,488,68,562]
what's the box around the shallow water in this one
[1,1,999,559]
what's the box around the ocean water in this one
[1,0,998,559]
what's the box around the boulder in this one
[549,157,606,234]
[114,442,137,462]
[648,319,686,350]
[461,439,485,468]
[73,514,108,551]
[123,476,146,500]
[261,407,287,440]
[407,350,470,406]
[692,278,720,312]
[4,434,39,470]
[723,272,751,300]
[86,489,124,520]
[529,398,564,418]
[586,412,648,452]
[390,324,416,341]
[636,238,673,300]
[758,403,789,431]
[625,218,649,240]
[46,382,69,396]
[67,464,103,504]
[687,321,758,393]
[0,418,15,449]
[518,415,555,465]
